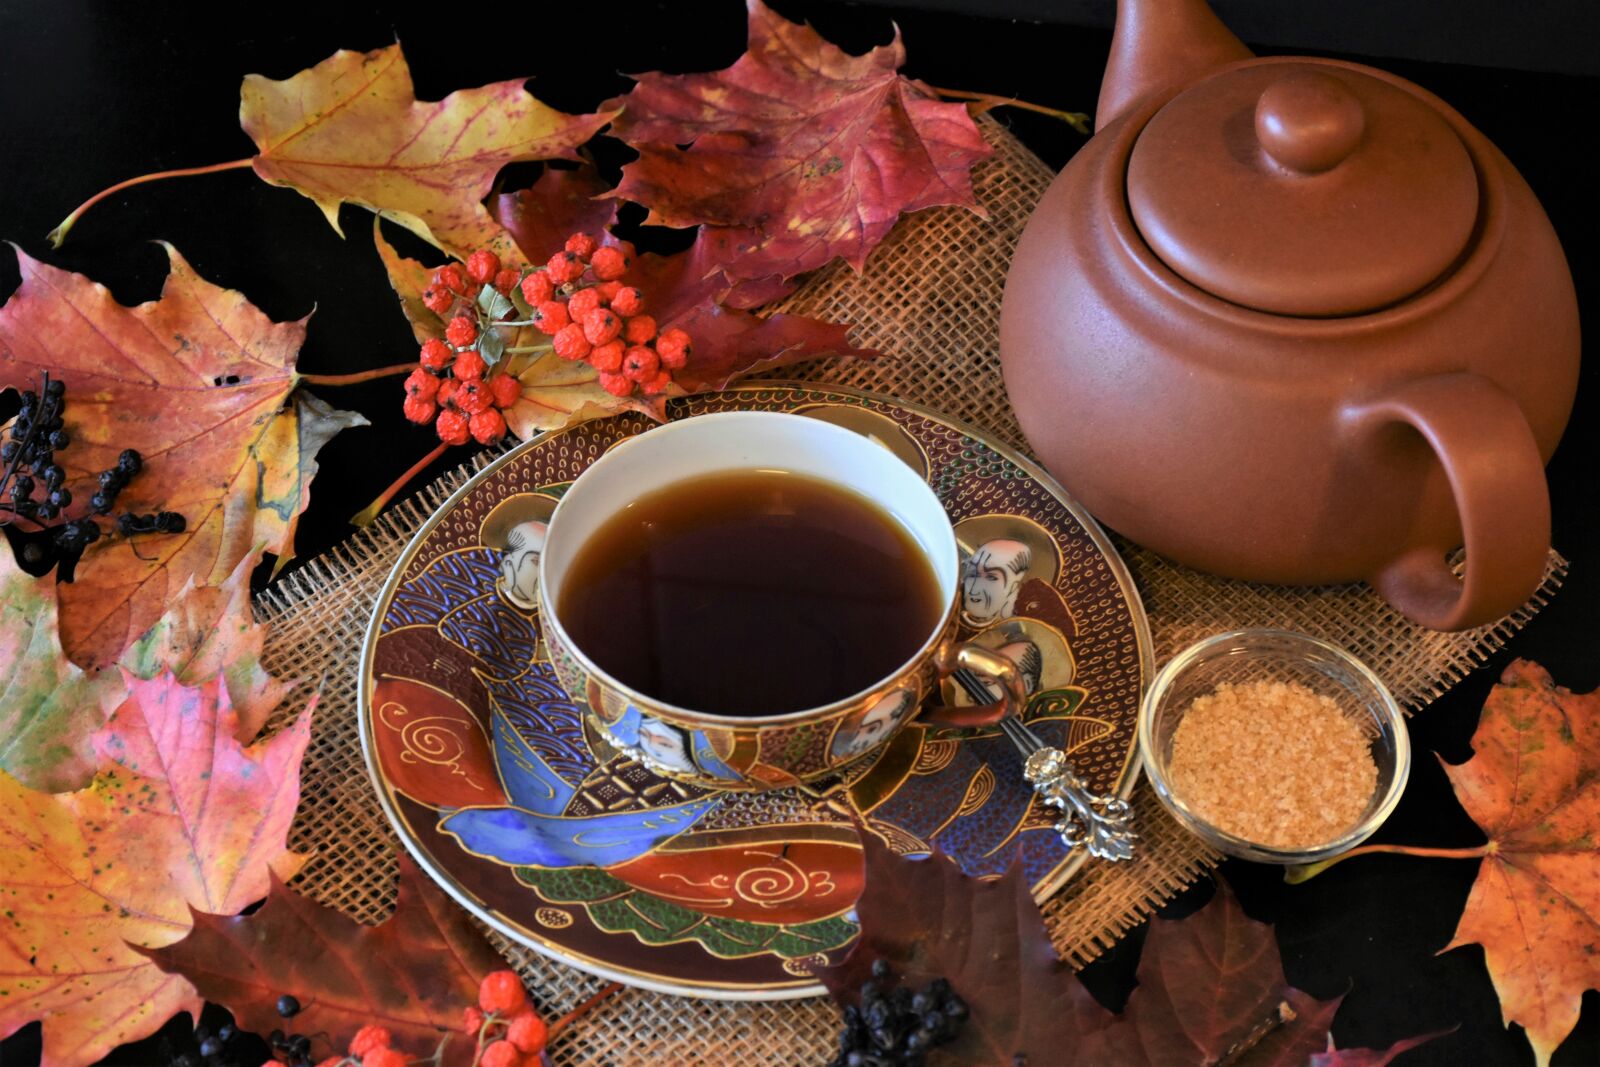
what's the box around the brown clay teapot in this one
[999,0,1580,631]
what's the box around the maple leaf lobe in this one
[822,833,1441,1066]
[0,674,311,1067]
[142,854,504,1066]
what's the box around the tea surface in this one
[557,469,943,715]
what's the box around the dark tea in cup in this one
[537,411,1028,791]
[558,469,944,716]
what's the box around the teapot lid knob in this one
[1256,71,1365,173]
[1126,62,1480,316]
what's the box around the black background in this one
[0,1,1596,1064]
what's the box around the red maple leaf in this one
[606,0,992,285]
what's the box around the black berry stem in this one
[0,372,50,528]
[47,158,256,248]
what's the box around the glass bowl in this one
[1138,629,1410,864]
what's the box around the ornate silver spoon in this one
[951,668,1137,862]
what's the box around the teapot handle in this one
[1345,373,1550,631]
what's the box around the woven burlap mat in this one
[255,117,1566,1064]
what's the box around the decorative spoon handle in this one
[1000,716,1137,862]
[949,665,1136,861]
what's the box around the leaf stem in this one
[47,157,256,247]
[549,981,624,1039]
[1215,1001,1296,1067]
[350,441,450,527]
[1285,842,1492,884]
[926,86,1091,134]
[299,362,419,387]
[503,344,554,355]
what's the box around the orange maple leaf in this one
[0,245,365,669]
[1440,660,1600,1066]
[242,44,614,261]
[0,673,312,1067]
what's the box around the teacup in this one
[536,411,1026,791]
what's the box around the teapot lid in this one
[1126,62,1478,316]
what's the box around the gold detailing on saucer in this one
[534,907,573,929]
[954,765,997,817]
[782,954,830,977]
[913,739,959,775]
[651,848,840,911]
[376,700,491,793]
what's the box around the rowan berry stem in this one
[548,982,624,1040]
[926,86,1091,134]
[350,441,450,527]
[299,362,419,387]
[46,157,256,247]
[1284,842,1493,884]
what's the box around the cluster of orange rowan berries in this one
[403,234,694,446]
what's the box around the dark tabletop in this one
[1,2,1596,1064]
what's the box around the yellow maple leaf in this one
[242,44,614,260]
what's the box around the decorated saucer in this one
[358,383,1152,999]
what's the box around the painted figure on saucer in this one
[480,491,563,612]
[957,517,1079,639]
[498,520,548,610]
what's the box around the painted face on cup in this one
[962,538,1031,625]
[636,718,696,776]
[831,688,917,761]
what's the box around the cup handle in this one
[918,640,1031,729]
[1344,373,1550,631]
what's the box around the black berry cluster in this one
[158,1017,252,1067]
[829,958,969,1066]
[147,997,313,1067]
[1,372,184,578]
[265,994,317,1067]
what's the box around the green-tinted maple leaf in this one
[242,44,612,261]
[119,550,289,742]
[0,245,365,669]
[0,673,312,1067]
[0,547,287,792]
[0,550,129,792]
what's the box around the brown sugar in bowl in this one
[1139,629,1410,864]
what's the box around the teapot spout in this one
[1097,0,1252,129]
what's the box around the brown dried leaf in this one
[820,832,1441,1065]
[143,855,505,1066]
